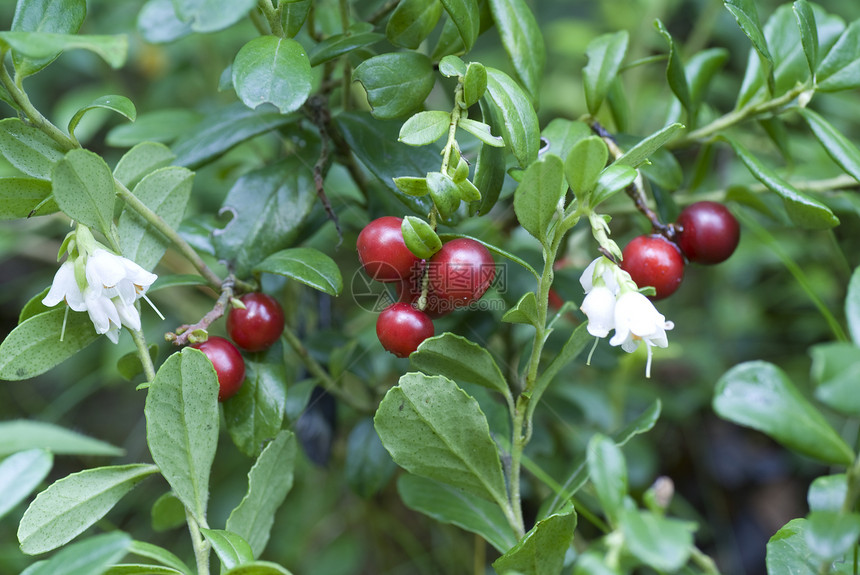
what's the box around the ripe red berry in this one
[357,216,422,282]
[621,235,685,300]
[427,238,495,310]
[376,303,434,358]
[192,336,245,401]
[395,266,451,318]
[676,201,740,265]
[226,293,285,352]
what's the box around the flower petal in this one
[581,286,616,338]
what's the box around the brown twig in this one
[305,95,343,246]
[165,276,236,346]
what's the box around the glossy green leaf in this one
[354,53,435,119]
[462,62,487,107]
[23,532,132,575]
[493,509,576,575]
[0,31,128,70]
[713,361,854,465]
[171,0,256,33]
[18,464,158,554]
[137,0,192,44]
[280,0,311,38]
[52,149,116,236]
[725,137,838,229]
[113,141,176,190]
[816,20,860,92]
[564,136,607,202]
[68,95,136,142]
[473,99,506,216]
[687,48,729,111]
[172,102,298,169]
[766,519,818,574]
[223,562,293,575]
[587,434,627,525]
[144,348,220,525]
[426,170,461,219]
[0,420,122,458]
[226,430,296,558]
[398,111,450,146]
[201,529,254,570]
[793,0,818,73]
[0,308,100,381]
[572,552,620,575]
[589,163,637,207]
[223,359,287,458]
[805,511,860,561]
[457,118,504,147]
[439,55,467,78]
[439,0,480,52]
[253,247,342,296]
[127,540,191,573]
[11,0,86,77]
[502,291,539,326]
[151,491,186,532]
[722,0,773,94]
[393,176,430,197]
[18,288,51,324]
[485,67,539,168]
[615,123,684,170]
[401,216,442,259]
[375,372,508,507]
[233,36,311,114]
[488,0,545,104]
[582,31,628,115]
[0,449,52,520]
[107,110,201,148]
[541,119,591,165]
[847,266,860,345]
[397,474,516,553]
[345,418,397,499]
[386,0,442,49]
[513,154,564,244]
[808,474,847,513]
[811,342,860,417]
[0,118,66,180]
[654,20,693,119]
[798,107,860,182]
[620,509,695,571]
[118,166,193,272]
[309,28,383,66]
[410,333,509,396]
[0,177,56,219]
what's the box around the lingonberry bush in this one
[2,0,860,573]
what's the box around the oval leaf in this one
[22,532,132,575]
[587,434,627,525]
[200,529,254,570]
[399,110,450,147]
[582,31,628,115]
[353,52,435,119]
[0,420,123,458]
[386,0,443,49]
[485,67,539,168]
[68,95,136,142]
[488,0,545,104]
[410,333,509,396]
[223,359,288,458]
[113,141,177,189]
[172,0,256,33]
[345,419,397,499]
[513,153,564,244]
[0,177,56,219]
[253,247,342,296]
[0,449,53,520]
[0,32,128,70]
[816,20,860,92]
[11,0,86,77]
[0,118,66,180]
[233,36,311,114]
[401,216,442,259]
[493,509,577,575]
[52,148,116,237]
[798,107,860,182]
[564,136,608,201]
[439,0,480,52]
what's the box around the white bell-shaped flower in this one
[86,249,157,304]
[580,285,617,338]
[579,257,619,295]
[609,290,674,377]
[43,260,87,312]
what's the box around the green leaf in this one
[223,359,287,458]
[808,474,847,513]
[793,0,818,73]
[0,32,128,70]
[18,464,158,554]
[137,0,192,44]
[722,0,774,95]
[354,52,435,119]
[253,247,342,296]
[280,0,311,38]
[0,118,66,180]
[172,102,299,169]
[144,348,220,525]
[375,372,509,508]
[398,474,516,553]
[226,430,296,558]
[485,67,539,168]
[308,28,384,66]
[22,532,132,575]
[0,420,122,458]
[0,177,56,219]
[107,109,201,148]
[398,111,450,146]
[439,55,467,78]
[149,274,209,293]
[473,99,507,216]
[713,361,854,465]
[847,266,860,345]
[19,288,51,324]
[493,509,577,575]
[766,519,818,574]
[0,449,52,520]
[401,216,442,259]
[589,163,637,208]
[488,0,545,104]
[811,342,860,417]
[118,166,193,272]
[654,19,693,119]
[582,31,628,115]
[816,20,860,92]
[725,137,838,229]
[564,136,607,202]
[102,565,184,575]
[117,344,158,382]
[426,171,461,219]
[615,123,684,170]
[113,141,176,190]
[68,95,136,142]
[393,176,430,197]
[345,418,397,499]
[200,529,254,570]
[457,118,504,147]
[586,434,627,525]
[214,158,316,278]
[513,153,564,244]
[805,511,860,561]
[0,308,100,381]
[52,149,116,237]
[502,292,539,326]
[798,107,860,182]
[11,0,86,77]
[386,0,442,49]
[171,0,257,33]
[410,333,509,397]
[541,119,591,165]
[233,36,311,114]
[151,492,186,532]
[620,509,695,572]
[439,0,480,52]
[687,48,730,110]
[223,562,293,575]
[462,62,487,107]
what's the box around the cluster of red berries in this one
[357,216,495,358]
[621,201,740,300]
[191,292,285,401]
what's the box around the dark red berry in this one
[357,216,422,282]
[676,201,740,265]
[376,303,435,358]
[395,265,451,318]
[192,336,245,401]
[621,235,685,300]
[226,293,285,352]
[427,238,495,310]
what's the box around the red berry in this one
[226,293,285,352]
[192,336,245,401]
[376,303,434,358]
[427,238,495,310]
[676,201,740,264]
[621,235,685,300]
[357,216,422,282]
[395,266,451,318]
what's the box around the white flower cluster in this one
[43,248,158,343]
[579,257,674,377]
